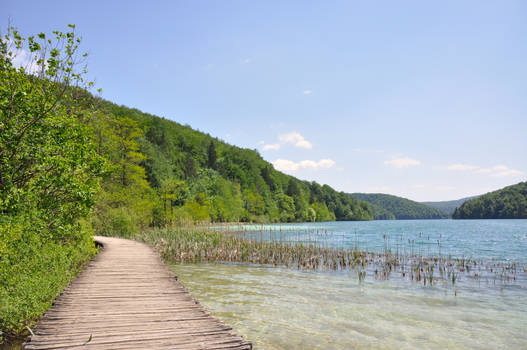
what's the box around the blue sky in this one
[5,0,526,201]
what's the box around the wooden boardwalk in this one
[23,236,252,350]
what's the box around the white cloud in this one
[262,143,280,151]
[490,165,524,177]
[296,139,312,149]
[447,164,479,171]
[448,163,524,177]
[272,158,335,172]
[272,159,298,172]
[261,131,313,151]
[412,184,425,189]
[384,157,421,168]
[279,132,313,149]
[303,90,313,95]
[297,160,318,168]
[241,58,251,64]
[7,39,43,75]
[317,159,336,168]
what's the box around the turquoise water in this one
[173,220,527,349]
[229,219,527,263]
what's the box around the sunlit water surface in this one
[173,220,527,349]
[172,263,526,349]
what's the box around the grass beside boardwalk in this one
[0,216,97,342]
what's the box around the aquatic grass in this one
[129,225,526,289]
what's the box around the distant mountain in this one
[368,202,396,220]
[349,193,446,220]
[453,182,527,219]
[421,196,479,217]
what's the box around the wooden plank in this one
[23,236,252,350]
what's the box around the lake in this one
[171,219,527,349]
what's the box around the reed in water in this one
[132,225,525,288]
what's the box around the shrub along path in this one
[23,236,252,349]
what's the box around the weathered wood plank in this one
[23,236,251,350]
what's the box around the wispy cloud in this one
[447,164,479,171]
[384,157,421,168]
[474,168,492,174]
[448,163,524,177]
[261,131,313,151]
[489,165,524,177]
[278,132,313,149]
[272,158,335,172]
[262,143,280,151]
[303,90,313,95]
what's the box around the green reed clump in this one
[134,227,369,271]
[130,226,526,288]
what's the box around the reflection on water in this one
[172,263,527,349]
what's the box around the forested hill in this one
[453,182,527,219]
[91,99,372,232]
[349,193,446,220]
[421,196,478,217]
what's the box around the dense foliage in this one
[453,182,527,219]
[422,196,478,218]
[350,193,446,220]
[88,101,372,236]
[366,202,396,220]
[0,26,101,339]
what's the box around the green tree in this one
[261,166,275,191]
[0,25,103,337]
[184,193,211,221]
[311,202,335,221]
[90,113,155,236]
[184,153,197,179]
[207,140,217,169]
[244,189,265,217]
[287,179,301,197]
[160,178,188,223]
[0,25,103,223]
[276,193,295,222]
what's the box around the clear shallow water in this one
[175,220,527,349]
[173,263,527,349]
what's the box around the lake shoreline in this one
[132,220,527,289]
